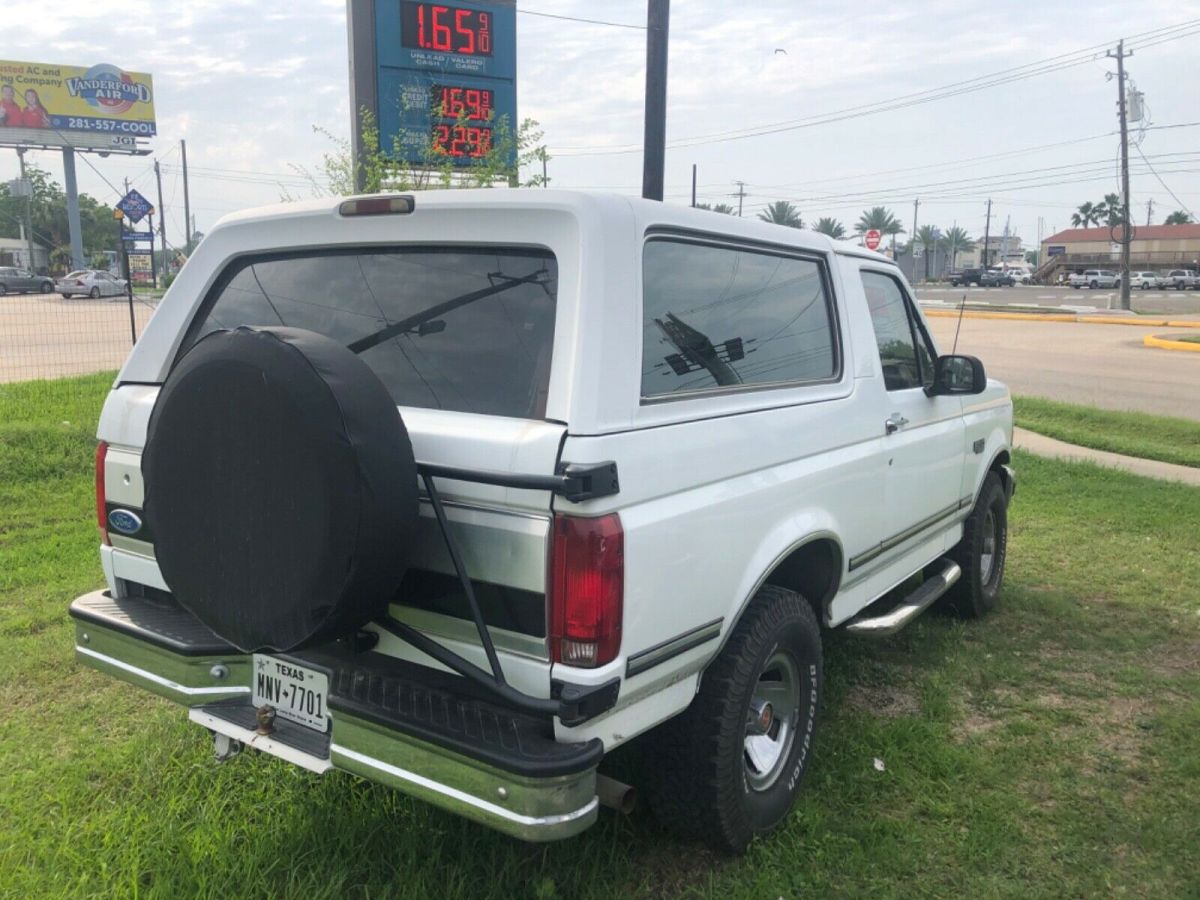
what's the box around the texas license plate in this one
[251,655,330,732]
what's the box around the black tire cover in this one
[142,326,418,652]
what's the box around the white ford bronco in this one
[73,191,1014,853]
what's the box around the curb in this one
[923,309,1200,328]
[1144,334,1200,353]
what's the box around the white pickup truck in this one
[72,191,1014,853]
[1068,269,1120,289]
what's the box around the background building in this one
[1038,223,1200,280]
[0,237,50,273]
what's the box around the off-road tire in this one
[644,585,822,854]
[941,472,1008,617]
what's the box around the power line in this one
[1135,145,1195,219]
[550,19,1200,155]
[517,8,646,29]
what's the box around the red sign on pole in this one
[864,229,882,251]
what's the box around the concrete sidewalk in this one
[1015,427,1200,486]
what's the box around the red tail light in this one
[550,513,623,668]
[95,441,109,545]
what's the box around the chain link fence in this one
[0,287,158,413]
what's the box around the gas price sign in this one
[366,0,516,168]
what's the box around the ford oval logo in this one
[107,508,143,536]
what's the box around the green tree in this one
[0,165,121,272]
[1071,201,1100,228]
[855,207,905,250]
[939,225,975,270]
[915,224,940,280]
[1098,192,1125,226]
[812,217,846,239]
[757,200,803,228]
[288,106,549,198]
[1164,210,1193,225]
[695,202,735,214]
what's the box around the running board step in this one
[845,560,961,637]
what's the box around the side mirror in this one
[928,354,986,396]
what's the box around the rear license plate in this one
[251,655,329,732]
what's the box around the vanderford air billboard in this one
[0,59,156,145]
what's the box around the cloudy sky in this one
[2,0,1197,251]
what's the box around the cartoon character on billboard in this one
[20,89,50,128]
[0,84,21,126]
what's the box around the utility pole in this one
[641,0,670,201]
[982,199,993,269]
[155,160,168,279]
[1146,198,1154,226]
[181,139,193,254]
[541,150,548,188]
[733,181,746,216]
[691,163,697,207]
[16,149,36,274]
[1108,40,1133,310]
[910,198,919,282]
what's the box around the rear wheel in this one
[941,472,1008,618]
[644,585,822,854]
[40,281,52,293]
[89,286,100,298]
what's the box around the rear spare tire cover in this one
[142,326,418,652]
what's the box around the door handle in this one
[885,414,909,434]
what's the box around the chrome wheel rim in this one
[980,509,998,583]
[744,650,801,791]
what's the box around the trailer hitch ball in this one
[213,732,243,762]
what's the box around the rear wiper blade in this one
[346,268,549,355]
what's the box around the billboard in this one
[0,60,155,150]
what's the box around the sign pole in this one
[62,147,86,272]
[114,209,136,345]
[641,0,670,201]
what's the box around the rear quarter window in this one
[181,246,558,419]
[640,238,838,399]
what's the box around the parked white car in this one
[71,191,1014,853]
[56,269,128,298]
[1006,268,1032,284]
[1069,269,1120,289]
[1130,272,1163,290]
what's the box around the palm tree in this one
[1100,192,1124,226]
[695,202,736,215]
[812,217,846,239]
[939,225,975,270]
[1164,210,1194,225]
[757,200,803,228]
[855,206,905,239]
[1071,202,1099,228]
[915,224,940,280]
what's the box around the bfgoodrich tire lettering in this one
[644,585,822,854]
[942,472,1008,617]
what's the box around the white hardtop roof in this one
[212,189,895,264]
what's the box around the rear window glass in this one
[184,247,558,419]
[641,239,837,398]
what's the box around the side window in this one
[861,270,935,391]
[640,239,838,398]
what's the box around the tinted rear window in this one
[184,247,558,419]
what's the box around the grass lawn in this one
[1177,334,1200,344]
[1015,395,1200,469]
[2,377,1199,898]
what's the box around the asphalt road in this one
[926,315,1200,421]
[3,290,1197,424]
[915,284,1200,316]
